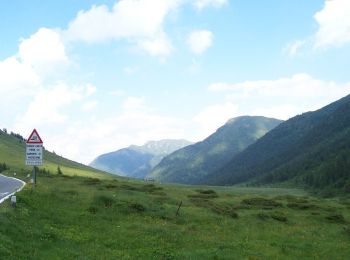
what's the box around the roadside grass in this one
[0,170,350,259]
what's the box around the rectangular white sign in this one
[26,144,43,166]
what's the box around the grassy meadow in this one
[1,131,350,259]
[1,168,350,259]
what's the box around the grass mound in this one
[95,195,114,208]
[270,212,288,223]
[190,198,238,218]
[241,197,282,209]
[326,214,347,224]
[83,178,101,185]
[188,189,219,199]
[286,202,318,210]
[128,202,146,212]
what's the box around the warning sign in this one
[26,129,43,166]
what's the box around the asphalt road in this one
[0,174,25,203]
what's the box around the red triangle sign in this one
[26,129,43,144]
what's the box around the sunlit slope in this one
[148,116,282,184]
[0,130,111,179]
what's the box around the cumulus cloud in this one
[0,27,71,114]
[19,28,68,71]
[64,0,180,56]
[14,83,96,128]
[137,32,173,56]
[209,73,350,120]
[0,57,40,96]
[194,0,228,10]
[285,0,350,55]
[313,0,350,49]
[188,30,214,54]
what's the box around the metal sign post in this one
[25,129,43,187]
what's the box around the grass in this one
[0,169,350,259]
[1,132,350,258]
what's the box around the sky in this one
[1,0,350,164]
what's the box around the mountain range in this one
[89,139,192,178]
[147,116,282,184]
[202,94,350,195]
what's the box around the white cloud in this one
[209,73,350,120]
[0,28,68,96]
[193,102,238,139]
[81,100,98,111]
[194,0,228,10]
[285,0,350,54]
[284,40,307,57]
[43,98,188,164]
[137,33,173,57]
[0,27,72,116]
[188,30,214,54]
[122,96,147,110]
[15,83,94,128]
[109,89,125,96]
[64,0,181,56]
[314,0,350,49]
[19,28,68,69]
[0,57,40,96]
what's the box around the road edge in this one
[0,174,26,205]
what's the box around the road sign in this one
[26,129,43,166]
[26,129,43,144]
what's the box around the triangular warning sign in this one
[26,129,43,144]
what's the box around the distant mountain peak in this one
[90,139,192,179]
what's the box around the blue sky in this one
[1,0,350,164]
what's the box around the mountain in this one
[203,94,350,195]
[147,116,282,184]
[90,139,192,178]
[0,129,107,178]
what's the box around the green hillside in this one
[1,128,350,258]
[148,116,282,184]
[0,129,109,179]
[90,139,192,179]
[204,94,350,195]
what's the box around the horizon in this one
[1,0,350,164]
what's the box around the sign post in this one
[26,129,43,186]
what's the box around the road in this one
[0,174,26,204]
